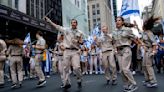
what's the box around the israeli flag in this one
[120,0,140,19]
[84,39,91,48]
[88,36,94,45]
[45,50,51,73]
[91,25,101,37]
[154,35,160,43]
[23,33,31,48]
[161,20,164,34]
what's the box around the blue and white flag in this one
[45,50,51,73]
[23,33,31,48]
[86,25,101,48]
[88,36,93,43]
[83,39,91,48]
[154,35,160,43]
[161,20,164,34]
[91,25,101,37]
[120,0,140,19]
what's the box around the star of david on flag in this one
[120,0,140,19]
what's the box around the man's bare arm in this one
[44,17,64,33]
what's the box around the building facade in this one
[112,0,117,20]
[62,0,89,36]
[26,0,45,19]
[88,0,113,33]
[142,5,152,22]
[0,0,62,47]
[0,0,26,13]
[26,0,62,25]
[151,0,164,20]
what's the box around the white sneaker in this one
[128,84,138,92]
[89,72,92,75]
[8,79,12,82]
[37,80,46,87]
[95,71,98,74]
[142,80,149,86]
[146,83,158,88]
[46,75,50,78]
[23,76,28,80]
[132,71,136,75]
[85,72,88,75]
[11,84,17,89]
[100,71,105,74]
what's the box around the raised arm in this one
[0,40,7,55]
[44,17,64,33]
[6,45,11,56]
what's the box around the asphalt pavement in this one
[0,73,163,92]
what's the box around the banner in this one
[120,0,140,19]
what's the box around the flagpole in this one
[45,8,53,17]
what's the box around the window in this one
[75,0,81,9]
[29,0,45,19]
[41,1,43,8]
[98,23,101,27]
[8,0,12,7]
[58,0,61,5]
[77,0,80,8]
[75,0,77,5]
[36,0,39,5]
[92,10,96,15]
[40,0,45,19]
[97,18,101,21]
[92,5,95,9]
[15,0,19,9]
[31,3,34,16]
[97,10,100,14]
[36,5,39,18]
[41,8,44,19]
[93,23,96,28]
[96,3,99,8]
[87,6,89,16]
[93,19,96,22]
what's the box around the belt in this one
[117,45,130,50]
[91,55,97,56]
[102,50,112,53]
[11,55,22,56]
[57,54,63,56]
[35,53,43,54]
[66,48,78,50]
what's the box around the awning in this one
[0,4,57,34]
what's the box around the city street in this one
[1,0,164,92]
[0,73,163,92]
